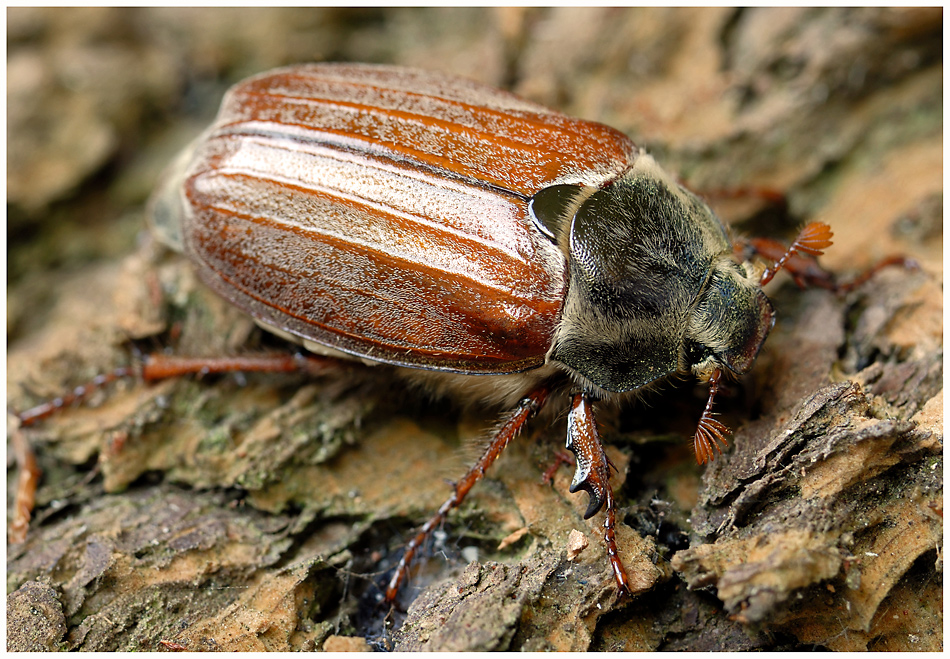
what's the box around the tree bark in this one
[8,7,942,652]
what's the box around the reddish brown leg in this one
[8,420,41,544]
[701,184,788,205]
[384,385,550,603]
[158,640,189,651]
[16,353,338,427]
[11,351,341,542]
[565,393,632,596]
[139,353,339,380]
[833,255,921,294]
[693,368,730,465]
[540,449,575,485]
[17,366,136,427]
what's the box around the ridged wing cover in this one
[175,64,639,373]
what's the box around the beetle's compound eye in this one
[528,184,586,242]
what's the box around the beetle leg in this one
[11,351,344,543]
[565,393,632,596]
[8,417,40,544]
[138,352,338,381]
[832,255,921,294]
[565,395,611,518]
[540,448,575,485]
[15,353,338,427]
[693,368,730,465]
[16,365,137,427]
[384,384,551,603]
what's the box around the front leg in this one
[565,393,632,596]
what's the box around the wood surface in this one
[8,7,942,651]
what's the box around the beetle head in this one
[683,258,775,380]
[546,156,774,394]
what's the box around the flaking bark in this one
[8,7,941,651]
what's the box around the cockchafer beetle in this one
[34,63,837,601]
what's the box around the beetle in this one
[144,63,832,600]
